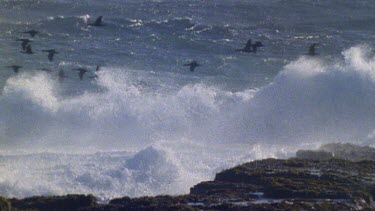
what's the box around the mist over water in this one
[0,0,374,200]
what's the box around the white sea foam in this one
[0,45,374,199]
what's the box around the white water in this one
[1,45,374,200]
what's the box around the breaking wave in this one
[1,45,374,200]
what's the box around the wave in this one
[1,45,374,199]
[0,147,179,200]
[1,45,375,150]
[244,44,375,145]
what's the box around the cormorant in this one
[23,30,38,37]
[22,45,34,54]
[73,68,88,80]
[16,39,33,50]
[183,61,200,72]
[236,39,253,52]
[41,49,59,62]
[236,39,264,54]
[6,65,22,73]
[88,16,105,27]
[308,43,318,56]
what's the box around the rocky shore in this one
[1,143,375,210]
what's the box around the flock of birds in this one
[5,16,320,79]
[5,16,105,82]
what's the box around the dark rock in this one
[190,158,375,209]
[0,196,11,211]
[107,195,197,211]
[3,144,375,210]
[9,194,97,211]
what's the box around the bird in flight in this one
[41,49,59,62]
[16,39,33,51]
[183,61,201,72]
[73,68,88,80]
[22,45,34,54]
[236,39,264,54]
[88,16,105,27]
[308,43,319,56]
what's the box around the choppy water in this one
[0,0,374,200]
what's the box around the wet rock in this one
[191,158,375,209]
[9,194,97,211]
[3,144,375,210]
[0,196,11,211]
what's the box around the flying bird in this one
[88,16,105,27]
[183,61,200,72]
[308,43,319,56]
[41,49,59,62]
[73,68,88,80]
[236,39,264,54]
[236,39,253,53]
[22,45,34,54]
[16,39,33,50]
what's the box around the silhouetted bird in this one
[89,65,100,78]
[58,69,68,82]
[73,68,88,80]
[236,39,253,52]
[236,39,264,54]
[308,43,318,56]
[6,65,22,73]
[88,16,105,27]
[41,49,58,62]
[22,45,34,54]
[16,39,33,50]
[23,30,38,37]
[183,61,200,72]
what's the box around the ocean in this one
[0,0,374,201]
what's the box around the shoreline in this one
[1,143,375,210]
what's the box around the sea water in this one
[0,0,374,200]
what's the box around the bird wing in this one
[21,42,27,50]
[245,39,252,50]
[48,52,54,61]
[94,16,103,25]
[309,44,315,55]
[79,72,84,80]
